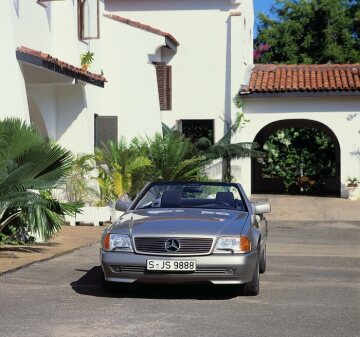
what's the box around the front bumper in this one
[100,250,258,285]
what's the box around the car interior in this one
[159,190,245,210]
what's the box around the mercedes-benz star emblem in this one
[165,239,180,252]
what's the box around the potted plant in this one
[346,177,359,200]
[80,51,94,71]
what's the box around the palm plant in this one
[65,154,98,204]
[147,132,208,181]
[95,137,152,201]
[0,118,80,242]
[196,112,264,182]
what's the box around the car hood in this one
[110,208,249,237]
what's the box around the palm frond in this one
[0,118,76,241]
[172,156,209,181]
[204,142,265,160]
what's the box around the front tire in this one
[101,269,118,294]
[259,245,267,274]
[241,258,260,296]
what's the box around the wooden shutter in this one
[154,62,172,111]
[165,65,172,110]
[94,116,118,149]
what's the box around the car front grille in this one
[134,237,214,255]
[110,265,228,275]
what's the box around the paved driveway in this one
[0,220,359,337]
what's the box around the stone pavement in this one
[0,195,359,276]
[251,194,360,221]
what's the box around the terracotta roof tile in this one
[16,46,106,87]
[241,64,360,95]
[104,13,179,46]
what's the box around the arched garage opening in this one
[252,119,341,196]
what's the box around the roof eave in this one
[165,36,178,52]
[240,90,360,98]
[16,47,106,88]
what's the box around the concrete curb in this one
[0,239,100,277]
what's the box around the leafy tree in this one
[349,0,360,51]
[261,128,337,190]
[255,0,360,64]
[0,118,80,242]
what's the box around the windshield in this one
[133,182,246,211]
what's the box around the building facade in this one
[1,0,250,151]
[239,64,360,198]
[1,1,359,197]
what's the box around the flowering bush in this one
[261,128,337,191]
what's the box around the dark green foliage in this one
[146,132,208,182]
[261,128,337,189]
[255,0,360,64]
[96,131,209,201]
[0,118,81,243]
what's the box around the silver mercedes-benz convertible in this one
[100,181,270,296]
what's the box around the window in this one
[180,120,215,144]
[94,116,118,149]
[78,0,100,40]
[153,62,172,110]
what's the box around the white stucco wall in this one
[26,85,58,139]
[240,95,360,197]
[2,0,254,155]
[97,15,164,140]
[2,0,164,154]
[106,0,254,142]
[0,0,29,120]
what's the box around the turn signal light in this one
[240,236,251,252]
[103,233,110,250]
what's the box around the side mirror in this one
[115,200,131,212]
[254,202,271,215]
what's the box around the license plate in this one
[146,259,196,271]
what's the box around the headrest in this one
[215,192,235,207]
[161,190,182,208]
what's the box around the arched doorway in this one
[252,119,341,196]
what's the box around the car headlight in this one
[103,234,133,252]
[214,236,251,253]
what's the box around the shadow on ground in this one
[70,266,238,300]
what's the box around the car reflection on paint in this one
[100,181,271,296]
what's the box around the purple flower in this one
[254,44,271,60]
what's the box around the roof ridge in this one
[241,63,360,95]
[103,13,179,46]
